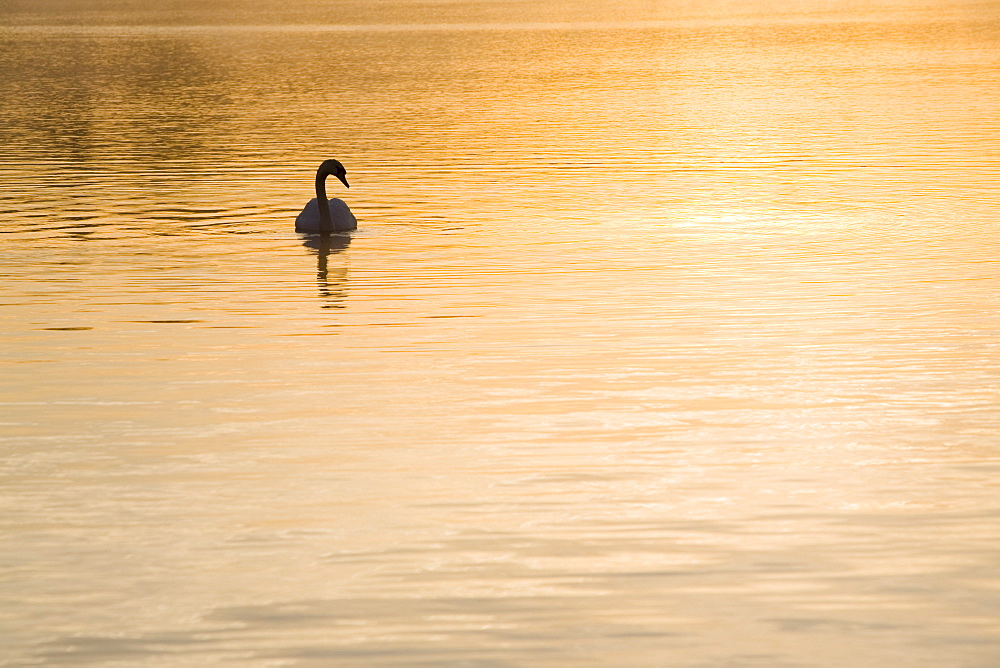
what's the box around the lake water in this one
[2,0,999,665]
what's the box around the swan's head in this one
[320,159,350,188]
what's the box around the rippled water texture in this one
[2,0,1000,665]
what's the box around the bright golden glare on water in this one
[2,0,999,665]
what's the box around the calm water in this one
[2,0,1000,665]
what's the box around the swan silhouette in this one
[295,159,357,233]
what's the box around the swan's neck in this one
[315,168,332,233]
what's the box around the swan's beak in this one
[337,174,350,188]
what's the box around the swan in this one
[295,159,357,233]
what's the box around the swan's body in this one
[295,159,357,233]
[296,197,356,233]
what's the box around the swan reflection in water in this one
[302,234,351,309]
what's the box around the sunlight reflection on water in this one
[2,0,1000,665]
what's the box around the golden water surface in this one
[2,0,1000,665]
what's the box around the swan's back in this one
[295,198,357,233]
